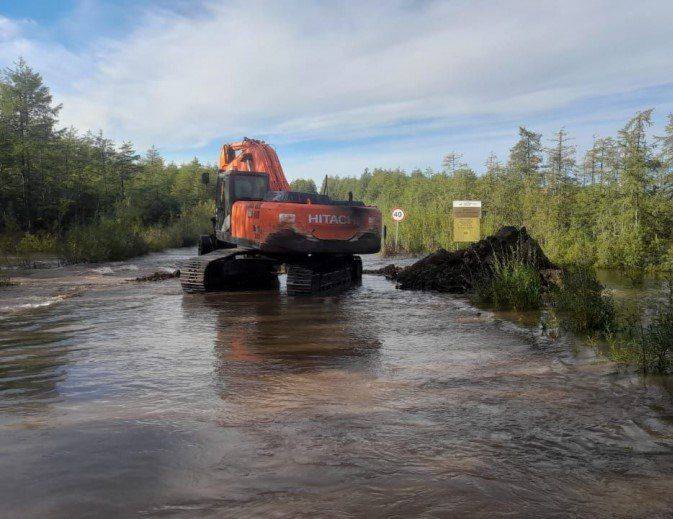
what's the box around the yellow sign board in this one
[452,200,481,242]
[453,217,480,242]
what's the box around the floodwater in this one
[1,249,673,518]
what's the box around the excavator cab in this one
[215,171,270,233]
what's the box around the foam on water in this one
[0,296,64,314]
[91,267,114,275]
[0,291,79,315]
[117,264,139,271]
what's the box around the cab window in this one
[233,175,268,200]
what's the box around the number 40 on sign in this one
[392,208,405,221]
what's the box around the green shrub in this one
[59,202,213,263]
[638,281,673,373]
[473,257,543,311]
[544,229,596,267]
[0,234,17,258]
[61,217,149,263]
[0,270,11,287]
[551,266,614,333]
[606,280,673,374]
[661,244,673,272]
[15,233,57,265]
[144,201,213,252]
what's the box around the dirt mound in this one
[134,270,180,282]
[395,226,555,292]
[363,264,403,279]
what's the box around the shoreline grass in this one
[550,266,615,334]
[470,258,671,375]
[0,270,11,287]
[0,203,213,265]
[472,256,543,311]
[548,268,672,374]
[603,279,673,374]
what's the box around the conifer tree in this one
[507,127,543,184]
[0,59,61,230]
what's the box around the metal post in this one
[394,220,399,251]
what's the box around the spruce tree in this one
[0,59,61,230]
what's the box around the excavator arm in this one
[219,138,290,191]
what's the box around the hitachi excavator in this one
[180,138,382,295]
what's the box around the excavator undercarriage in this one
[180,248,362,295]
[181,248,279,293]
[286,255,362,294]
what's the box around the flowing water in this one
[1,249,673,517]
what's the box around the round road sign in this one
[392,208,405,221]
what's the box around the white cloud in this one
[2,0,673,175]
[0,15,21,40]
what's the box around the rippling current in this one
[1,248,673,517]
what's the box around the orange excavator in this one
[180,138,382,294]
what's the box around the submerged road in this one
[1,248,673,517]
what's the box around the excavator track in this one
[181,248,279,293]
[286,255,362,295]
[181,248,362,295]
[181,248,244,293]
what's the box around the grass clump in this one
[606,280,673,374]
[60,202,213,263]
[16,233,58,266]
[558,271,673,375]
[61,217,149,263]
[143,202,212,252]
[551,266,615,334]
[473,257,543,311]
[639,283,673,373]
[0,270,12,287]
[0,232,58,266]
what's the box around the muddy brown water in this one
[1,249,673,517]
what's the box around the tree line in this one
[319,112,673,272]
[2,59,672,271]
[0,59,214,261]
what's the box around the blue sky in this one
[2,0,673,182]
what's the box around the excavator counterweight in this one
[181,138,381,294]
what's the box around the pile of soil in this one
[392,226,555,293]
[363,264,403,279]
[134,270,180,282]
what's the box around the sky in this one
[1,0,673,182]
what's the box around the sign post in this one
[391,208,405,250]
[452,201,481,243]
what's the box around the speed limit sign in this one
[392,208,405,221]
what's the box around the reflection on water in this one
[202,289,382,356]
[1,249,673,517]
[598,269,670,304]
[0,309,77,412]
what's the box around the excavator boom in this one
[219,138,290,191]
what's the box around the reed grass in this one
[605,279,673,374]
[550,265,615,334]
[60,202,213,263]
[472,256,543,311]
[0,270,11,287]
